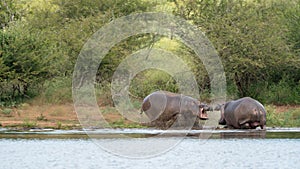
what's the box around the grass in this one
[56,121,62,129]
[1,108,13,116]
[22,120,37,129]
[36,113,47,121]
[110,118,147,129]
[266,105,300,127]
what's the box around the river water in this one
[0,128,299,169]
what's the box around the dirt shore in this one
[0,103,136,129]
[0,103,299,129]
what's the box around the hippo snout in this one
[218,117,226,125]
[214,104,224,111]
[198,103,212,120]
[204,106,213,111]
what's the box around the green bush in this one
[41,77,72,104]
[0,25,52,106]
[258,78,300,105]
[267,81,299,105]
[129,69,179,99]
[95,82,114,106]
[1,0,300,106]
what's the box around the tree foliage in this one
[0,0,154,104]
[0,0,299,105]
[172,0,300,103]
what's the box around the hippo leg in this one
[174,113,186,129]
[250,122,260,129]
[240,123,251,129]
[192,118,202,129]
[260,125,266,130]
[224,125,235,129]
[239,119,253,129]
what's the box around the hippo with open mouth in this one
[141,91,211,129]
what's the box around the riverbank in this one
[0,103,299,130]
[0,103,145,130]
[1,127,300,139]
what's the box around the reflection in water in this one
[220,131,266,139]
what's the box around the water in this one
[0,129,299,169]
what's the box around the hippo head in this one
[198,103,210,120]
[215,104,226,125]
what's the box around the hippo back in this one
[141,91,207,129]
[142,91,181,121]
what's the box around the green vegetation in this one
[21,120,37,129]
[110,118,147,129]
[130,69,179,98]
[36,113,47,121]
[56,121,62,129]
[0,0,299,105]
[266,105,300,127]
[0,0,299,128]
[173,0,300,103]
[1,108,12,116]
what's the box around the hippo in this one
[215,97,266,129]
[141,91,211,129]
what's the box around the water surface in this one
[0,128,299,169]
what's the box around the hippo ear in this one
[214,103,225,111]
[214,104,221,111]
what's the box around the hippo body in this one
[218,97,266,129]
[141,91,209,129]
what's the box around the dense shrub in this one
[129,69,179,98]
[0,0,299,105]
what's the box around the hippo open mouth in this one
[199,108,209,120]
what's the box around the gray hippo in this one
[216,97,266,129]
[141,91,211,129]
